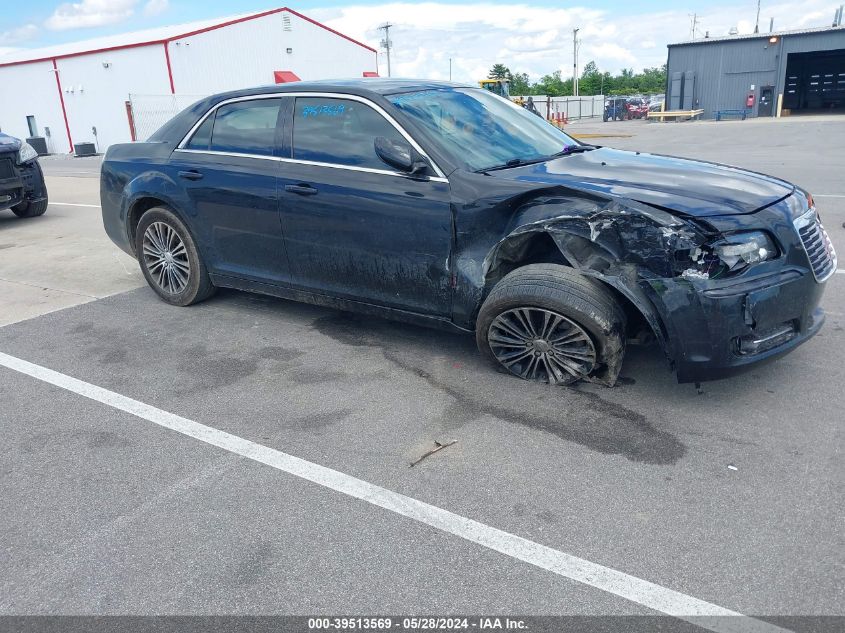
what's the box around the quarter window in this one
[208,99,281,156]
[293,97,406,170]
[185,115,213,150]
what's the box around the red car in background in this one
[625,98,649,119]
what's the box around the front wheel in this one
[135,206,215,306]
[11,198,48,218]
[476,264,626,386]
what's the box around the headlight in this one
[712,231,777,271]
[16,142,38,164]
[684,231,778,281]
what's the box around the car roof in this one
[208,79,473,102]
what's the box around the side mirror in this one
[374,136,429,177]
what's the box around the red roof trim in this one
[173,7,288,40]
[52,59,74,153]
[282,8,377,53]
[0,7,375,69]
[163,42,175,93]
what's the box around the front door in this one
[758,86,774,117]
[169,97,290,284]
[278,96,453,316]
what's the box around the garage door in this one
[784,48,845,112]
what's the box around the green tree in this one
[534,70,572,96]
[502,63,666,97]
[509,72,532,95]
[579,60,602,95]
[488,63,511,79]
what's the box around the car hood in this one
[488,147,794,217]
[0,133,22,154]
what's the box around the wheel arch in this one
[482,227,671,358]
[126,195,194,256]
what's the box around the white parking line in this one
[0,350,790,633]
[814,194,845,198]
[50,202,101,208]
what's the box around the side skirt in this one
[210,273,473,335]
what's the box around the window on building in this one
[209,99,281,156]
[26,116,38,138]
[293,97,406,170]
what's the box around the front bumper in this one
[0,157,47,211]
[644,268,826,382]
[642,196,834,383]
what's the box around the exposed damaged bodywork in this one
[448,161,832,384]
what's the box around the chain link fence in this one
[128,94,207,141]
[515,95,606,121]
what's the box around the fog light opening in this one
[735,322,797,355]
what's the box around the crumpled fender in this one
[480,195,713,368]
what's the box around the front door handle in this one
[178,170,203,181]
[285,184,318,196]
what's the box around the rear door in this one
[276,95,453,316]
[170,97,290,284]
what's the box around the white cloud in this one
[0,23,38,44]
[311,1,839,82]
[143,0,169,18]
[45,0,139,31]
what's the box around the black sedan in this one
[100,80,836,385]
[0,133,48,218]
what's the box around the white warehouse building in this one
[0,7,378,153]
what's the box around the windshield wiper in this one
[477,158,525,172]
[477,145,596,173]
[550,144,595,157]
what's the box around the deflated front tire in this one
[476,264,626,386]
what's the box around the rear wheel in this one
[11,198,48,218]
[476,264,626,386]
[135,206,215,306]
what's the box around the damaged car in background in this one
[100,80,836,386]
[0,133,48,218]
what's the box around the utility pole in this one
[689,13,698,40]
[572,27,580,96]
[754,0,761,33]
[379,23,393,77]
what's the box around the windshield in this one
[389,88,579,172]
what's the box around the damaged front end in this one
[461,186,831,384]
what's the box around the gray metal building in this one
[666,25,845,119]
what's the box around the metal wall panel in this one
[168,11,377,97]
[667,29,845,118]
[56,46,171,150]
[670,72,682,110]
[0,61,68,152]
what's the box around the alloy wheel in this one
[488,307,597,384]
[142,221,191,295]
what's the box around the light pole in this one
[449,57,452,81]
[572,28,580,96]
[379,23,393,77]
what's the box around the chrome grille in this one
[794,207,837,282]
[0,158,15,179]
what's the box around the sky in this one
[1,0,842,82]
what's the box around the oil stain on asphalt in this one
[312,312,686,465]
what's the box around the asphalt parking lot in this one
[0,116,843,630]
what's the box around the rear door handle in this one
[178,170,203,180]
[285,184,318,196]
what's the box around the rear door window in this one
[292,97,406,170]
[209,99,281,156]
